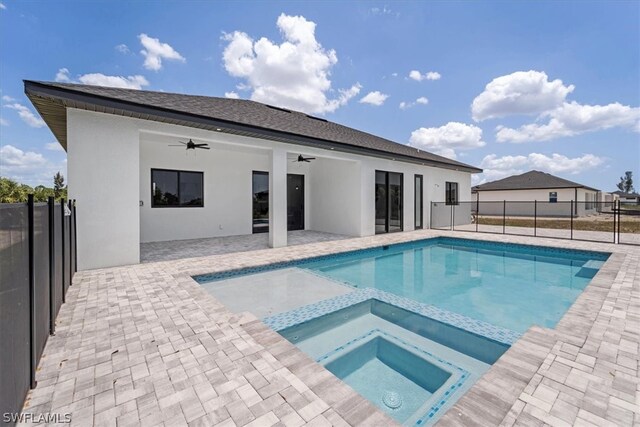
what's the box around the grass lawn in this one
[477,217,640,233]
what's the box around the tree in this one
[53,171,66,200]
[0,177,30,203]
[616,171,634,193]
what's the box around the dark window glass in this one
[415,175,423,229]
[151,169,203,207]
[179,172,203,206]
[445,182,459,205]
[388,172,403,232]
[375,170,403,234]
[549,192,558,203]
[375,171,388,234]
[252,171,269,233]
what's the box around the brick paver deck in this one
[21,231,639,426]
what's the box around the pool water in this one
[278,299,506,426]
[300,238,609,333]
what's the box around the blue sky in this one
[1,1,638,190]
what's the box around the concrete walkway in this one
[140,231,349,263]
[21,230,639,426]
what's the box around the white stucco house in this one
[472,170,601,217]
[26,81,481,270]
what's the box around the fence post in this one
[612,200,616,244]
[68,200,73,284]
[73,200,77,273]
[534,200,537,237]
[475,198,479,232]
[48,196,56,335]
[27,194,37,388]
[60,199,66,303]
[502,200,506,234]
[570,200,574,240]
[616,200,621,243]
[451,204,455,231]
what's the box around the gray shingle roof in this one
[24,81,481,172]
[472,170,599,192]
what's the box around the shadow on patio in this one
[140,230,349,263]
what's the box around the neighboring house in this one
[611,191,640,204]
[26,81,481,270]
[471,170,600,217]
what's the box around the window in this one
[445,182,458,205]
[151,169,203,207]
[415,175,423,229]
[549,192,558,203]
[252,171,269,233]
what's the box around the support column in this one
[269,147,288,248]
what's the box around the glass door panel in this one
[375,171,388,234]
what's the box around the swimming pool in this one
[196,237,609,333]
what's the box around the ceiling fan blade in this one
[306,157,316,160]
[176,141,188,145]
[194,144,209,147]
[197,146,211,150]
[168,144,185,146]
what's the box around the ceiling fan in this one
[168,139,210,150]
[293,154,315,162]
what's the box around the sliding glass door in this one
[375,170,403,234]
[415,174,423,229]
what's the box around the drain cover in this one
[382,391,402,409]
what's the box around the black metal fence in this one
[0,196,77,422]
[430,200,640,245]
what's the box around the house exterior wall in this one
[67,109,141,270]
[67,109,475,270]
[471,187,599,217]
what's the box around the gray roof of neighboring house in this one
[612,190,640,197]
[24,81,482,173]
[472,170,599,192]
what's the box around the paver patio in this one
[20,230,639,426]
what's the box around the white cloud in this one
[359,91,388,106]
[0,117,8,126]
[496,101,640,143]
[222,13,361,114]
[115,44,130,54]
[476,152,605,184]
[55,68,71,82]
[400,96,429,110]
[138,34,185,71]
[0,145,67,186]
[4,103,45,127]
[224,91,240,99]
[77,73,149,89]
[53,68,149,90]
[0,3,6,10]
[472,70,574,121]
[45,142,64,152]
[2,95,16,102]
[409,70,441,81]
[409,122,486,159]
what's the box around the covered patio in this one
[140,230,348,263]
